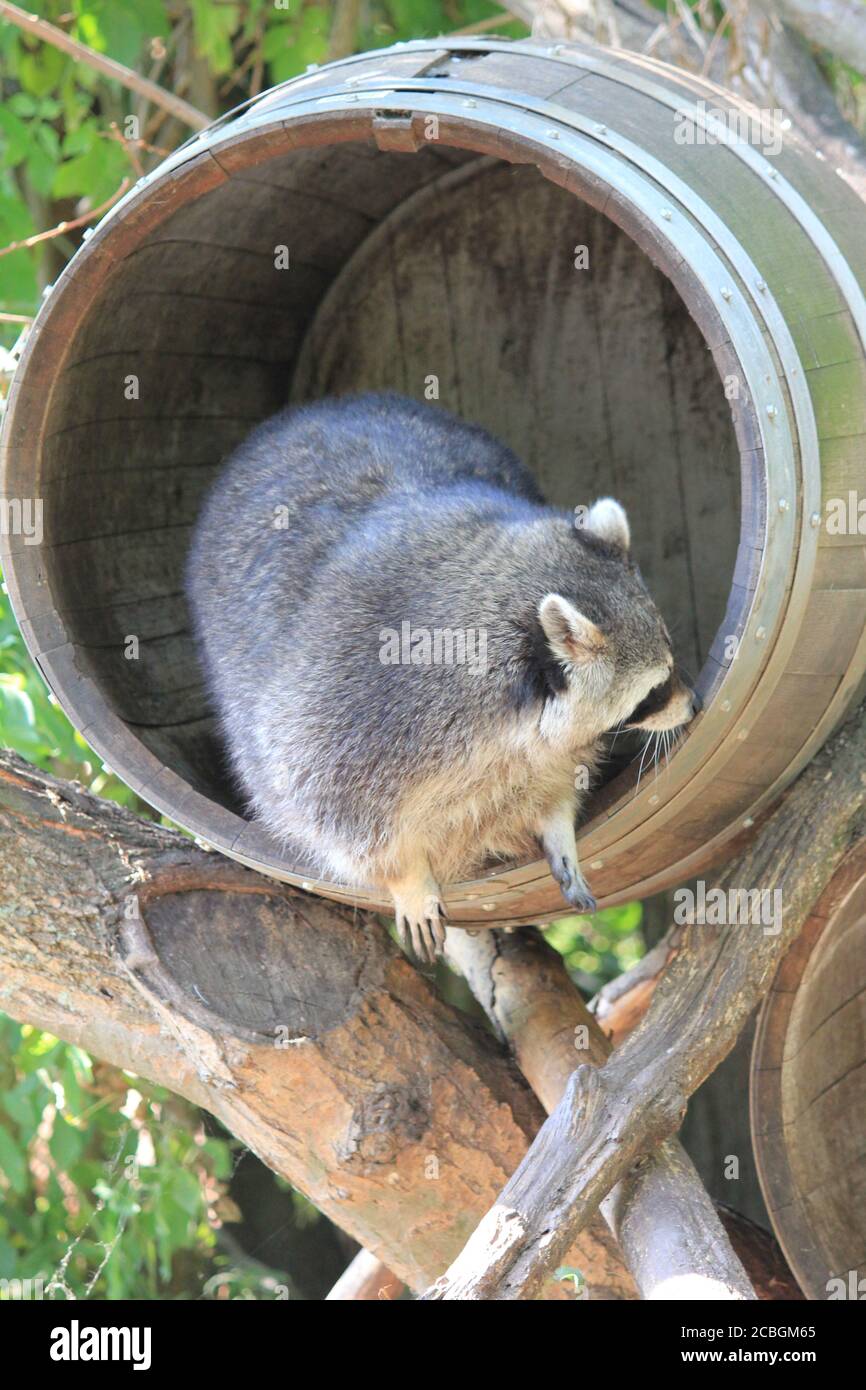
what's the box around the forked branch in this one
[424,701,866,1298]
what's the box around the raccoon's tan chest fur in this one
[388,726,598,883]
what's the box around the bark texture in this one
[0,751,633,1298]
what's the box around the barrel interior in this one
[40,135,741,825]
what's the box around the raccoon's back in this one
[185,396,593,860]
[185,392,540,675]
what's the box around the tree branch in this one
[0,179,131,260]
[591,929,679,1044]
[325,1249,405,1300]
[423,699,866,1298]
[328,0,363,61]
[735,1,866,197]
[443,927,756,1300]
[763,0,866,75]
[502,0,866,196]
[0,1,209,131]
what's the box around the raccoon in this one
[186,392,697,962]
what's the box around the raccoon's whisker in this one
[639,733,653,789]
[652,731,663,778]
[607,718,627,754]
[625,740,648,769]
[634,734,653,795]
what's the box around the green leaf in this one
[61,1052,90,1114]
[170,1168,204,1216]
[76,0,160,70]
[26,141,57,199]
[190,0,240,75]
[0,1124,28,1195]
[1,1085,41,1138]
[383,0,450,39]
[0,1234,19,1279]
[262,24,294,63]
[0,193,37,322]
[8,93,39,118]
[0,108,32,167]
[266,6,329,83]
[50,1116,85,1171]
[52,138,126,203]
[34,121,61,162]
[18,45,65,98]
[61,123,97,157]
[0,678,39,751]
[156,1194,193,1252]
[202,1138,232,1180]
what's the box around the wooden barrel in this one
[3,37,866,927]
[751,842,866,1298]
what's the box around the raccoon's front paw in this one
[551,856,597,915]
[393,892,447,965]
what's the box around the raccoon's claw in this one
[553,857,597,916]
[565,884,597,915]
[394,897,447,964]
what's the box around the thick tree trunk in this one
[0,752,633,1298]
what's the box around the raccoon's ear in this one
[538,594,606,666]
[586,497,630,552]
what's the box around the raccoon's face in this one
[537,498,699,742]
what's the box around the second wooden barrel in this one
[752,842,866,1298]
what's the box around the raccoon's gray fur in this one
[186,392,696,961]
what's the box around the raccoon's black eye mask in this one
[624,672,674,727]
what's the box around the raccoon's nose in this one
[689,690,702,717]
